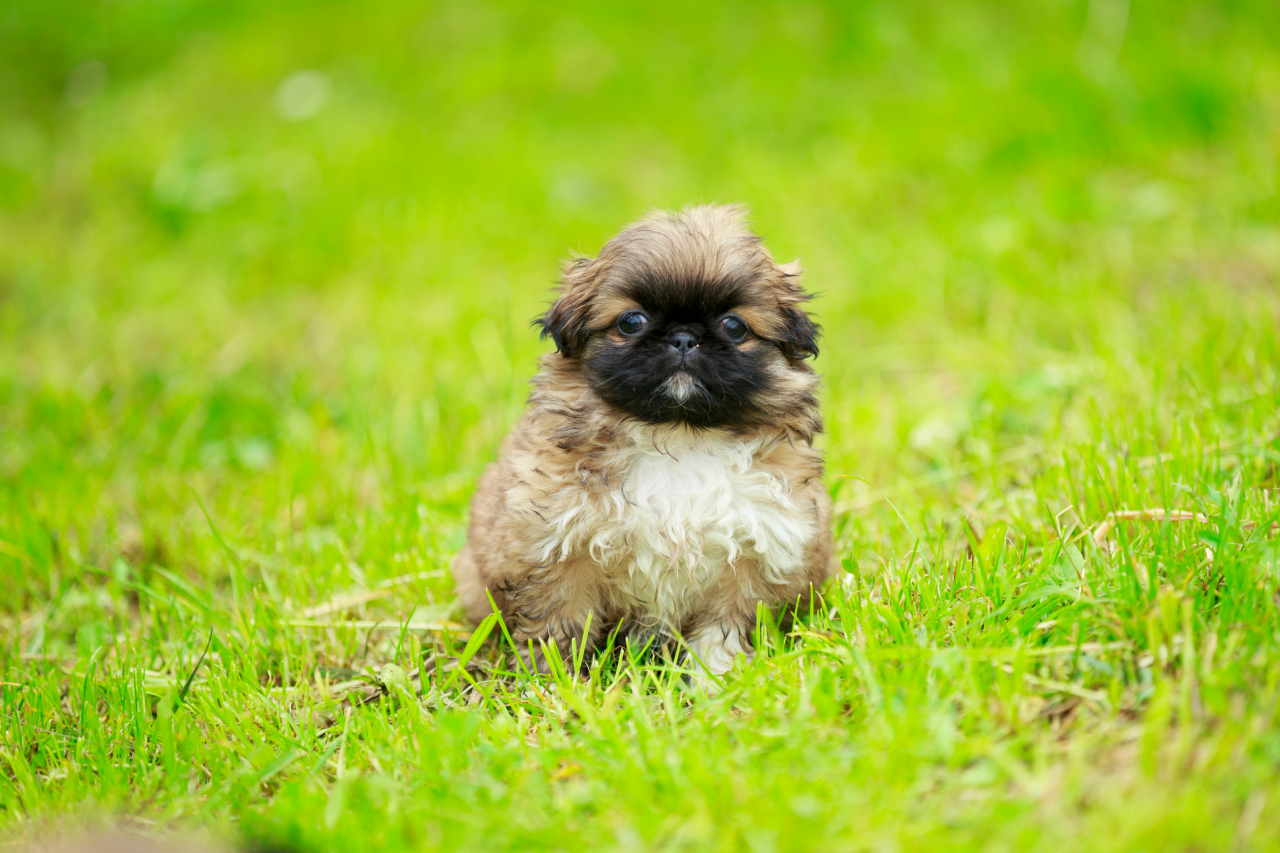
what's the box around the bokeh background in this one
[4,0,1280,652]
[5,1,1277,573]
[2,2,1280,847]
[4,0,1280,618]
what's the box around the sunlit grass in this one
[3,1,1280,850]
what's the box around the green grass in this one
[3,0,1280,850]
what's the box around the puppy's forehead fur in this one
[570,205,802,335]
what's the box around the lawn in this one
[3,1,1280,850]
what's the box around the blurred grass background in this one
[3,0,1278,561]
[3,0,1277,599]
[2,1,1280,850]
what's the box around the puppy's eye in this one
[616,311,649,336]
[720,314,749,343]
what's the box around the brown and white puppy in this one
[453,204,834,676]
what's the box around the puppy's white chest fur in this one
[539,430,814,633]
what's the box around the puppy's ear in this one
[775,259,820,360]
[778,304,819,360]
[538,258,595,357]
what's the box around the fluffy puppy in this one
[453,204,834,676]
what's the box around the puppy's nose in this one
[667,331,699,355]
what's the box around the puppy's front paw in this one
[684,629,754,690]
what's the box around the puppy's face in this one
[583,277,788,429]
[540,206,820,432]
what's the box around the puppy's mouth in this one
[662,371,703,404]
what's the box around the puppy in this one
[453,205,834,676]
